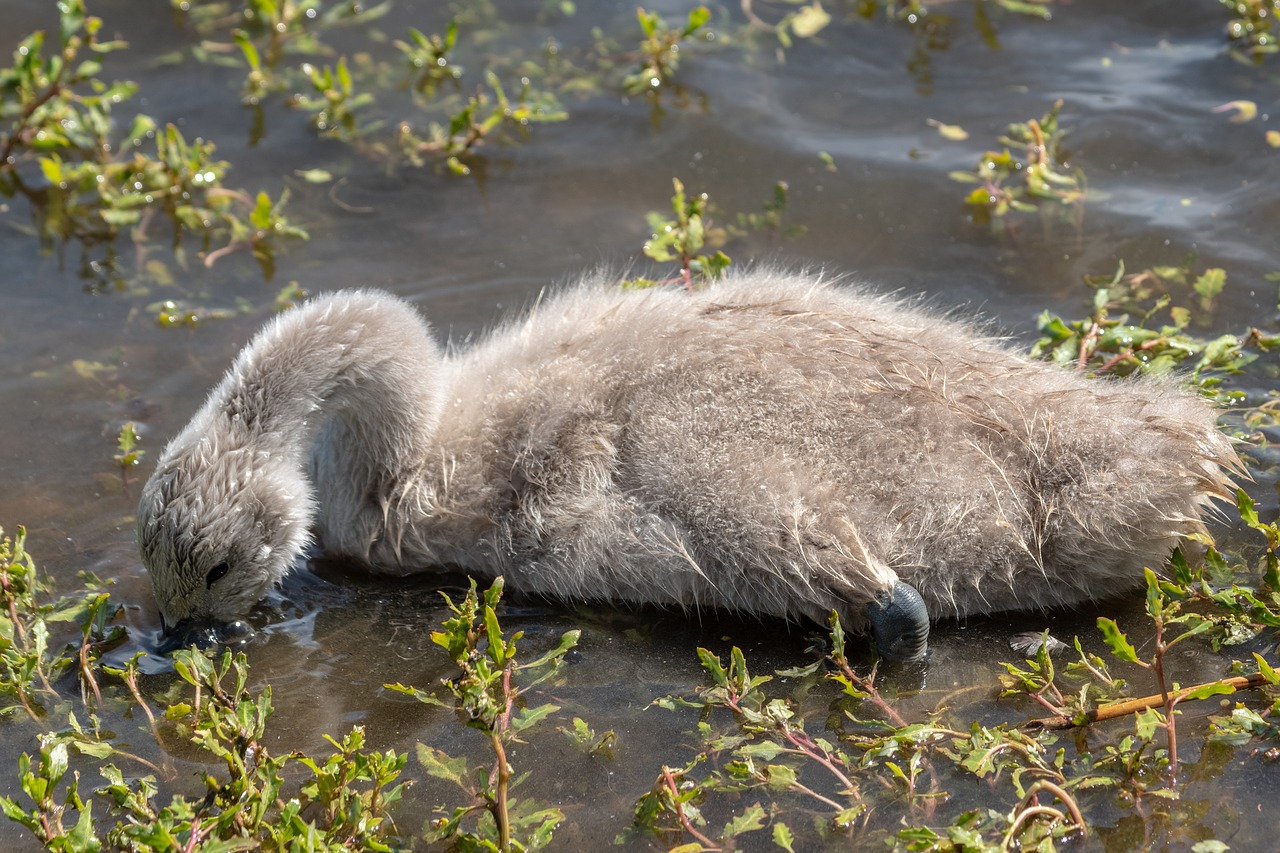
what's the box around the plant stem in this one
[1022,672,1271,731]
[489,663,515,852]
[661,765,719,851]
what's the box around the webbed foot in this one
[867,580,929,662]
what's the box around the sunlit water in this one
[3,0,1280,848]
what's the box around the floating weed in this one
[624,177,732,291]
[949,99,1084,228]
[740,0,833,47]
[111,423,144,488]
[1221,0,1280,60]
[727,180,807,240]
[560,716,617,759]
[291,56,378,142]
[396,71,568,176]
[623,6,712,95]
[274,280,309,312]
[8,647,412,850]
[148,298,238,329]
[0,527,121,722]
[0,2,307,284]
[1029,259,1279,404]
[624,178,806,290]
[1003,490,1280,785]
[631,616,1096,850]
[393,21,465,97]
[172,0,393,101]
[387,577,579,851]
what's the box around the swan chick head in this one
[137,439,313,634]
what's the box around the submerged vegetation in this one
[3,0,1280,851]
[7,496,1280,848]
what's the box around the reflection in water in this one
[2,0,1280,849]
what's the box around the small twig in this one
[122,664,163,749]
[1027,689,1065,718]
[1024,779,1084,828]
[780,726,856,794]
[1001,805,1066,851]
[740,0,777,31]
[202,240,247,268]
[327,177,375,214]
[78,641,103,710]
[1022,672,1271,731]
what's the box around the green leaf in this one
[1134,707,1163,741]
[484,605,506,666]
[416,743,471,788]
[72,740,115,759]
[295,168,333,184]
[1096,617,1140,663]
[1182,680,1238,702]
[1193,268,1226,306]
[1254,653,1280,684]
[772,821,796,852]
[233,30,260,71]
[764,764,797,788]
[928,119,968,141]
[511,702,558,734]
[683,6,711,37]
[723,802,766,837]
[1238,489,1259,527]
[696,647,727,685]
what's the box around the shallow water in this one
[3,0,1280,849]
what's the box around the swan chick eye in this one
[206,561,230,590]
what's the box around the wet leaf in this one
[1097,618,1140,663]
[790,4,831,38]
[295,168,333,183]
[927,119,969,140]
[1213,99,1258,122]
[773,821,796,851]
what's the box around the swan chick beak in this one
[156,616,257,656]
[867,580,930,663]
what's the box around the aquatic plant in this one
[173,0,393,101]
[393,20,465,97]
[1220,0,1280,60]
[290,56,377,142]
[111,423,144,488]
[624,178,731,290]
[949,100,1084,228]
[6,647,411,851]
[623,7,712,95]
[388,577,579,852]
[396,71,568,176]
[1031,259,1279,403]
[623,178,806,290]
[626,613,1097,850]
[741,1,832,46]
[0,1,307,286]
[0,527,120,722]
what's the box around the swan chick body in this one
[137,270,1239,658]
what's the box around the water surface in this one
[2,0,1280,849]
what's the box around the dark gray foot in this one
[867,580,929,662]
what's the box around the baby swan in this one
[137,270,1240,661]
